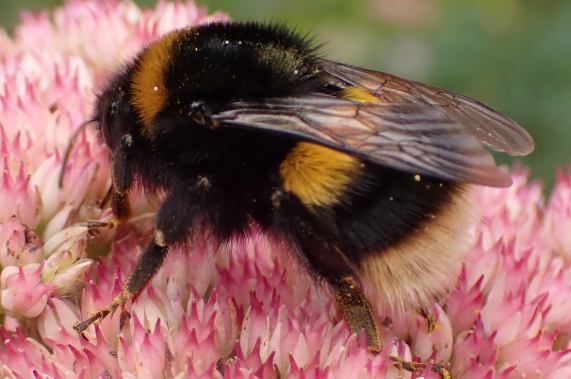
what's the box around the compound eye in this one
[97,86,131,151]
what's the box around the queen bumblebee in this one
[69,22,534,356]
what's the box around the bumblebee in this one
[71,21,534,355]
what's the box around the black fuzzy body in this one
[74,20,533,347]
[94,22,456,295]
[163,22,322,103]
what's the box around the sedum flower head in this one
[1,1,571,378]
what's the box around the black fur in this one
[92,22,455,285]
[275,167,455,283]
[72,22,479,350]
[164,22,322,103]
[70,20,533,353]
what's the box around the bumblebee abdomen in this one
[278,162,472,312]
[276,140,459,252]
[334,169,458,253]
[332,172,472,313]
[358,186,474,313]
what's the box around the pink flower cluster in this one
[1,1,570,378]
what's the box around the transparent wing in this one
[317,59,534,156]
[213,94,512,187]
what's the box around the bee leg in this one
[391,357,452,379]
[420,307,436,333]
[98,185,113,209]
[74,135,136,233]
[332,276,381,353]
[216,351,237,374]
[386,309,451,378]
[390,307,452,378]
[110,134,136,224]
[282,212,382,352]
[73,231,168,333]
[74,183,204,334]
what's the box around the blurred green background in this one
[1,0,570,188]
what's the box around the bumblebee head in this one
[94,75,137,152]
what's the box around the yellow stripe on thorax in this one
[279,142,363,207]
[130,29,185,135]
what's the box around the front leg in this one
[74,179,208,333]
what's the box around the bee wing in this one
[317,59,535,156]
[213,94,512,187]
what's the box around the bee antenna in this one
[58,120,96,188]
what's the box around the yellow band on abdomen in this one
[279,142,363,207]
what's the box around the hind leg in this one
[279,207,381,352]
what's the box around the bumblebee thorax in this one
[128,22,322,133]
